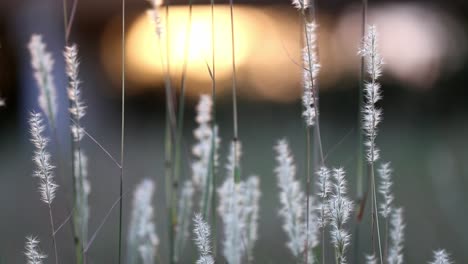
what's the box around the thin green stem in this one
[118,0,125,263]
[305,126,311,264]
[229,0,240,184]
[209,0,217,257]
[48,203,59,264]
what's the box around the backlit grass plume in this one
[387,208,405,264]
[127,179,159,264]
[378,162,393,219]
[64,44,86,142]
[146,0,163,38]
[25,236,47,264]
[302,22,320,127]
[193,213,215,264]
[29,111,59,263]
[218,142,261,264]
[274,139,305,257]
[429,249,453,264]
[29,112,58,205]
[28,34,57,126]
[174,180,195,262]
[360,25,383,163]
[329,168,353,264]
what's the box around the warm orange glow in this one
[126,6,257,85]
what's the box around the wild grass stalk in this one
[29,112,59,264]
[228,0,240,184]
[127,179,159,264]
[25,236,47,264]
[118,0,126,262]
[360,24,384,263]
[193,213,215,264]
[209,0,217,256]
[354,1,367,262]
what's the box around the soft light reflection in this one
[335,4,466,89]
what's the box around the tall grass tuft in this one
[127,179,159,264]
[360,24,384,263]
[387,208,405,264]
[218,142,261,264]
[28,112,59,264]
[25,236,47,264]
[193,213,215,264]
[28,35,58,128]
[429,249,454,264]
[329,168,353,264]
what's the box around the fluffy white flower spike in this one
[302,22,320,127]
[378,162,394,218]
[329,168,353,264]
[174,180,195,261]
[29,112,58,205]
[192,95,219,189]
[28,34,57,125]
[291,0,309,10]
[64,44,86,142]
[146,0,163,38]
[274,139,305,257]
[429,249,453,264]
[360,25,384,163]
[387,208,405,264]
[24,236,47,264]
[366,254,378,264]
[218,141,261,264]
[127,179,159,264]
[193,213,215,264]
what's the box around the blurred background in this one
[1,0,468,263]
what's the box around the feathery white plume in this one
[429,249,453,264]
[244,176,261,262]
[127,179,159,264]
[218,175,245,264]
[274,139,305,257]
[193,213,215,264]
[146,0,163,38]
[64,44,86,142]
[329,168,353,264]
[291,0,309,10]
[74,150,90,243]
[29,112,58,205]
[28,34,57,125]
[302,22,320,127]
[387,208,405,264]
[24,236,47,264]
[174,180,195,261]
[218,142,260,264]
[0,97,5,107]
[366,254,378,264]
[316,166,331,229]
[360,25,384,163]
[378,162,394,218]
[192,95,219,188]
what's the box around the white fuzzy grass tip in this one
[174,180,195,261]
[146,0,163,38]
[28,34,57,125]
[429,249,453,264]
[192,95,219,189]
[387,208,405,264]
[218,141,261,264]
[378,162,394,218]
[64,44,86,142]
[25,236,47,264]
[193,213,215,264]
[274,139,305,257]
[329,168,353,264]
[29,112,58,205]
[302,22,320,127]
[127,179,159,264]
[291,0,309,10]
[360,25,384,163]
